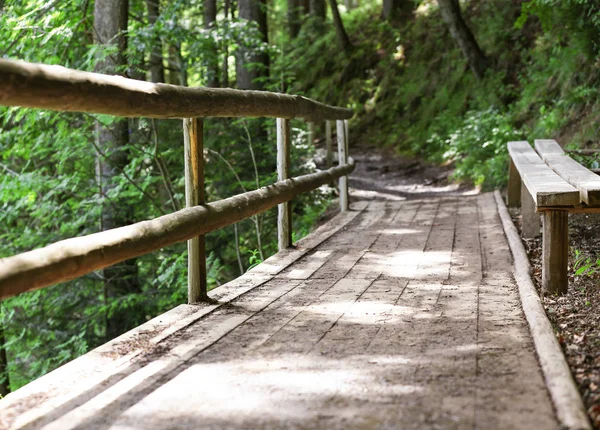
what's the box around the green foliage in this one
[573,248,600,278]
[430,108,523,190]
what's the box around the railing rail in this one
[0,59,355,302]
[0,59,352,121]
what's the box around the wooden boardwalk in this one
[1,194,559,430]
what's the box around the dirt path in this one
[347,144,477,201]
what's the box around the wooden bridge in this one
[0,59,590,429]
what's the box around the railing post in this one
[325,120,333,168]
[183,117,208,303]
[542,210,568,295]
[521,182,540,238]
[307,121,315,147]
[337,120,349,212]
[277,118,292,250]
[507,158,521,207]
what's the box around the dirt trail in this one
[331,144,477,201]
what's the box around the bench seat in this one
[535,139,600,206]
[507,141,579,207]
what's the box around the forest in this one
[1,0,600,397]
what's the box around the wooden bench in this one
[507,139,600,294]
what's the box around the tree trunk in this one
[146,0,165,83]
[288,0,300,38]
[382,0,413,22]
[310,0,325,19]
[437,0,488,80]
[237,0,269,90]
[222,0,231,87]
[94,0,142,340]
[327,0,353,53]
[204,0,220,87]
[0,323,9,396]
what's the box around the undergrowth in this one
[276,0,600,190]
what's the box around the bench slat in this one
[507,141,579,207]
[535,139,600,206]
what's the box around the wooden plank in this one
[0,58,352,121]
[542,211,569,295]
[0,161,356,300]
[535,139,600,206]
[183,118,208,303]
[277,118,293,250]
[337,120,349,211]
[508,141,579,207]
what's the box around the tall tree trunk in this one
[327,0,352,53]
[94,0,142,340]
[382,0,413,22]
[310,0,325,19]
[237,0,269,90]
[437,0,488,80]
[288,0,300,38]
[0,323,9,396]
[222,0,231,87]
[146,0,165,83]
[204,0,220,87]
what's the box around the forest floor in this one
[510,209,600,429]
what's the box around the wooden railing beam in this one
[0,59,352,122]
[0,160,356,301]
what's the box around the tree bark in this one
[437,0,488,80]
[94,0,142,340]
[0,323,9,396]
[236,0,269,90]
[146,0,165,83]
[288,0,300,38]
[310,0,325,19]
[327,0,352,53]
[204,0,219,87]
[382,0,413,22]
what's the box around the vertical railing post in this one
[277,118,292,250]
[183,118,208,303]
[337,120,349,212]
[325,120,333,168]
[307,121,315,147]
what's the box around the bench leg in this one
[507,159,521,207]
[521,182,540,238]
[542,211,569,295]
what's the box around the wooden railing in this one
[0,59,355,303]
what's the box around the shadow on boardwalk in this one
[1,193,560,430]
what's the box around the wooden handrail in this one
[0,159,355,301]
[0,58,355,304]
[0,59,352,121]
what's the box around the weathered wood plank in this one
[508,141,579,207]
[0,161,355,300]
[325,120,333,168]
[507,158,521,207]
[535,139,600,206]
[0,58,352,121]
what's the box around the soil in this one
[508,208,600,429]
